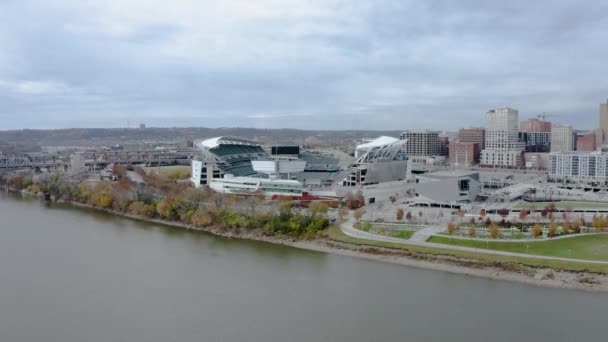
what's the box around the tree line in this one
[0,166,330,239]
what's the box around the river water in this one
[0,192,606,342]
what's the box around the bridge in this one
[0,153,69,171]
[0,149,196,171]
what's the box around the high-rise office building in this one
[438,136,450,157]
[576,132,597,152]
[550,124,575,152]
[459,128,485,150]
[400,130,440,156]
[518,131,551,152]
[549,151,608,182]
[480,108,524,168]
[520,118,551,132]
[520,117,551,152]
[600,100,608,145]
[449,142,480,166]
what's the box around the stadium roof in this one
[356,136,399,150]
[194,136,260,150]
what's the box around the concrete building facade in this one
[549,151,608,183]
[400,130,440,156]
[480,108,524,168]
[576,132,597,152]
[520,118,551,132]
[600,100,608,145]
[459,128,485,149]
[342,137,409,187]
[415,170,481,204]
[449,142,480,166]
[518,131,551,152]
[438,136,450,157]
[523,152,550,170]
[550,125,575,152]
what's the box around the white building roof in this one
[197,137,222,149]
[217,176,303,185]
[356,136,399,150]
[194,136,260,150]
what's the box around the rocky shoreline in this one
[2,186,602,292]
[48,197,608,293]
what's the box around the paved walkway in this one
[409,224,445,242]
[340,219,608,265]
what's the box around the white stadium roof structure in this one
[193,136,267,177]
[194,136,261,150]
[355,136,399,151]
[355,137,407,164]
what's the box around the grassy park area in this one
[354,222,414,240]
[429,234,608,262]
[325,226,608,272]
[516,201,608,210]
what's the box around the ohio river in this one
[0,192,606,342]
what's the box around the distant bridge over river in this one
[0,149,196,171]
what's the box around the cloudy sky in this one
[1,0,607,130]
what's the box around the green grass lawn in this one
[440,229,531,240]
[353,222,414,239]
[429,234,608,261]
[389,230,414,239]
[516,201,608,209]
[325,226,608,272]
[362,220,426,227]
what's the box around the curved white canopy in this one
[356,136,399,151]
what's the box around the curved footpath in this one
[340,219,608,265]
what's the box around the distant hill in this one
[0,127,404,147]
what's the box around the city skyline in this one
[1,0,608,130]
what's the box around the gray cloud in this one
[0,0,606,130]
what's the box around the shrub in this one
[156,196,182,220]
[489,223,500,239]
[396,208,404,221]
[308,202,329,217]
[353,210,363,221]
[531,224,543,238]
[562,221,571,234]
[548,223,558,237]
[338,208,349,219]
[468,227,476,238]
[571,220,582,234]
[89,183,114,208]
[447,222,458,235]
[128,201,157,218]
[519,209,529,221]
[406,211,413,221]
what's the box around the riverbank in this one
[12,190,608,292]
